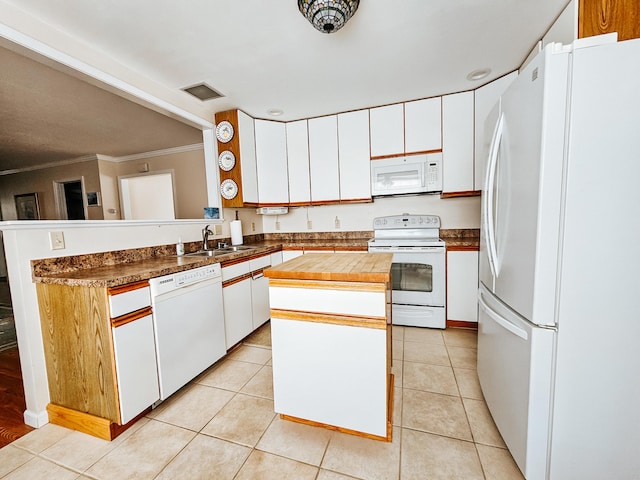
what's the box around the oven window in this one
[391,262,433,292]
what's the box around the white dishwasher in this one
[149,263,225,400]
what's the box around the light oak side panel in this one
[37,284,119,421]
[579,0,640,41]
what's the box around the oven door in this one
[387,249,445,307]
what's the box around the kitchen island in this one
[264,252,394,441]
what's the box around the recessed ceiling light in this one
[181,83,224,101]
[466,68,491,81]
[268,109,284,116]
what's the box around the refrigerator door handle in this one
[483,113,504,279]
[478,293,528,340]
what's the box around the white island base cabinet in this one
[271,318,390,439]
[265,253,393,442]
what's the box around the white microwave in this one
[370,153,442,196]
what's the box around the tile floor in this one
[0,324,524,479]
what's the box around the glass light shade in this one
[298,0,360,34]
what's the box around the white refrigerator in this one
[478,35,640,480]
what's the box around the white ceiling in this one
[0,0,570,173]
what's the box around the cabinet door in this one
[370,104,403,157]
[286,120,311,205]
[223,278,254,348]
[442,91,475,193]
[255,119,289,204]
[282,250,303,262]
[447,250,479,323]
[238,110,258,204]
[270,251,284,266]
[474,72,518,190]
[112,314,160,424]
[338,110,371,200]
[309,115,340,202]
[405,97,442,153]
[251,271,270,329]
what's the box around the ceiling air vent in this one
[181,83,224,101]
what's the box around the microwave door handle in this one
[483,113,504,279]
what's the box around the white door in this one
[119,172,176,220]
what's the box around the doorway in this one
[54,178,87,220]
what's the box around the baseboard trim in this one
[446,320,478,330]
[24,408,49,428]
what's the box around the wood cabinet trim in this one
[222,272,252,288]
[107,280,149,296]
[111,307,153,328]
[271,308,387,329]
[268,278,386,293]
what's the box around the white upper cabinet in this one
[309,115,340,202]
[369,104,404,157]
[474,72,518,190]
[255,119,289,205]
[442,91,474,193]
[338,110,371,201]
[286,120,311,205]
[237,110,258,204]
[405,97,442,153]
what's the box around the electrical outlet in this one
[251,222,256,232]
[307,220,313,230]
[213,224,222,235]
[334,216,340,229]
[49,231,65,250]
[275,221,281,230]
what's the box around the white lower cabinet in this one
[111,313,160,424]
[222,275,253,348]
[270,251,284,266]
[447,250,479,323]
[282,250,303,262]
[222,253,273,348]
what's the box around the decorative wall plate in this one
[218,150,236,171]
[215,121,234,143]
[220,179,239,200]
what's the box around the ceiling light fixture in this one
[466,68,491,81]
[298,0,360,34]
[268,108,284,116]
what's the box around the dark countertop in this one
[31,229,479,287]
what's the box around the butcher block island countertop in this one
[265,252,394,442]
[264,252,393,284]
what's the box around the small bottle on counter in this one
[176,237,185,256]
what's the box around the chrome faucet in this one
[202,225,214,251]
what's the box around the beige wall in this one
[0,159,103,220]
[113,147,208,219]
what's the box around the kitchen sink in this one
[216,245,257,252]
[185,250,219,257]
[185,245,257,257]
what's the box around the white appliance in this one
[478,36,640,480]
[370,153,442,196]
[368,214,446,328]
[149,263,226,400]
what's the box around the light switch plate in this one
[213,224,222,235]
[49,231,65,250]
